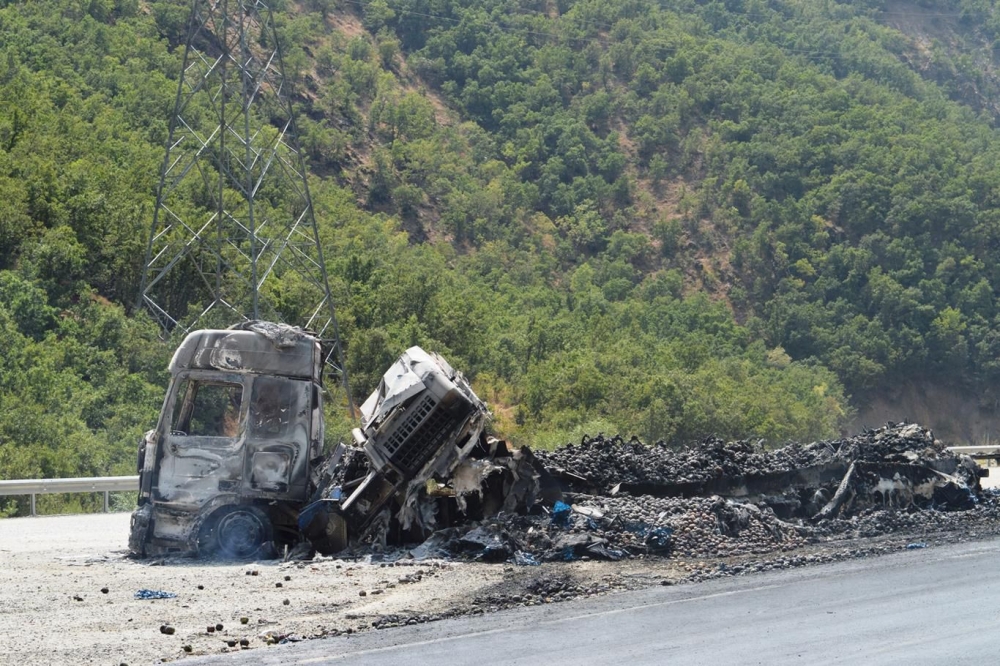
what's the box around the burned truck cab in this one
[300,346,492,554]
[129,322,324,558]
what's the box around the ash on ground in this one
[384,423,996,565]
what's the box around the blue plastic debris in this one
[645,526,673,549]
[513,551,540,566]
[134,589,176,600]
[297,499,325,531]
[552,500,572,527]
[622,521,673,550]
[297,495,343,531]
[585,543,626,561]
[906,542,928,550]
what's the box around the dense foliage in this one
[5,0,1000,510]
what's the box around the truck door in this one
[242,375,312,500]
[153,373,248,506]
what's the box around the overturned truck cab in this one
[299,346,492,555]
[129,322,326,558]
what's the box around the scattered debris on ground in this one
[307,421,988,566]
[292,350,992,565]
[8,504,1000,665]
[127,330,990,572]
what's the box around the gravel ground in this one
[0,513,685,665]
[7,510,1000,665]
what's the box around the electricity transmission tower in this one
[138,0,352,409]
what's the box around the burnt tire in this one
[199,506,273,560]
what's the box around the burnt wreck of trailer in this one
[537,424,984,524]
[130,322,987,563]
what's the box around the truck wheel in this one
[200,506,273,559]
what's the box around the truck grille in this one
[381,395,465,475]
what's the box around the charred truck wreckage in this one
[130,323,990,563]
[129,322,539,559]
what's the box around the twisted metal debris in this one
[401,422,988,563]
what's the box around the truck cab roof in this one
[168,322,321,380]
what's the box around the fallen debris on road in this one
[315,419,987,564]
[135,589,176,600]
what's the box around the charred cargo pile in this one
[476,424,981,559]
[396,423,987,564]
[424,493,811,563]
[534,423,982,519]
[388,424,980,563]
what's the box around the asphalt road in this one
[187,537,1000,666]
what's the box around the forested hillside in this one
[4,0,1000,505]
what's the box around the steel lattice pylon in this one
[138,0,352,410]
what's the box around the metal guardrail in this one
[946,445,1000,455]
[946,445,1000,460]
[0,476,139,516]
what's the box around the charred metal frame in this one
[137,0,351,411]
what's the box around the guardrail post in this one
[103,491,109,513]
[30,493,36,517]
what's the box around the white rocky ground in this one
[4,505,995,665]
[0,513,681,665]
